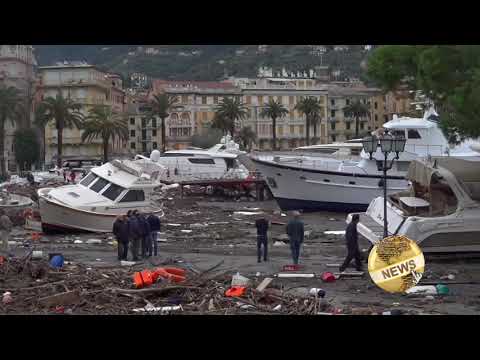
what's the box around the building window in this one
[202,96,207,104]
[331,110,336,118]
[331,135,336,142]
[245,96,251,104]
[214,96,219,104]
[374,102,378,110]
[277,96,283,103]
[278,126,283,136]
[290,125,295,134]
[130,130,135,137]
[290,110,295,119]
[346,122,351,130]
[331,122,336,130]
[151,118,157,128]
[142,130,147,139]
[384,115,388,122]
[152,129,157,137]
[153,142,158,149]
[130,142,136,149]
[181,95,188,104]
[346,99,350,105]
[299,125,304,134]
[258,96,263,105]
[130,117,135,125]
[375,114,378,122]
[141,117,147,128]
[331,99,335,106]
[360,122,364,130]
[289,96,294,105]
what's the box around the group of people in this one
[255,211,364,272]
[113,210,161,261]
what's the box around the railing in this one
[404,144,446,156]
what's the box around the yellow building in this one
[38,62,126,164]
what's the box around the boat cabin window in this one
[120,190,145,202]
[391,130,405,138]
[90,177,109,193]
[187,158,215,165]
[225,158,235,169]
[162,153,193,157]
[407,129,421,139]
[102,183,126,201]
[80,173,98,187]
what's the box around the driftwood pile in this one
[0,255,337,315]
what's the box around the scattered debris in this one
[231,273,251,287]
[321,272,336,283]
[273,241,287,247]
[277,273,315,278]
[86,239,102,245]
[2,292,13,304]
[324,231,345,236]
[256,278,273,292]
[233,211,263,216]
[406,285,437,295]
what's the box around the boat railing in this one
[404,144,446,156]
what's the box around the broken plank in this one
[335,272,364,277]
[38,290,81,308]
[276,273,315,278]
[256,278,273,292]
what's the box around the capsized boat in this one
[347,157,480,253]
[250,109,479,212]
[38,154,166,233]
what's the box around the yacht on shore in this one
[347,157,480,253]
[38,155,166,233]
[250,109,479,212]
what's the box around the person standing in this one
[286,211,304,265]
[147,213,161,257]
[0,210,12,255]
[339,214,363,272]
[136,211,151,258]
[113,215,129,261]
[128,210,141,261]
[69,171,76,184]
[255,216,269,263]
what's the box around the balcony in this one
[41,78,111,90]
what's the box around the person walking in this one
[286,211,304,265]
[255,216,269,263]
[0,210,13,255]
[128,210,141,261]
[113,215,129,261]
[339,214,363,272]
[147,213,161,257]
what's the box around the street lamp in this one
[362,132,406,238]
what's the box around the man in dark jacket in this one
[340,214,363,272]
[136,212,151,258]
[147,213,161,257]
[113,215,129,260]
[255,216,269,263]
[286,211,304,265]
[128,211,141,261]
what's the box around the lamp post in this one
[362,133,406,238]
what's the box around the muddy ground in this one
[3,188,480,315]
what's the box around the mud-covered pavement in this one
[4,189,480,315]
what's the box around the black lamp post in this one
[362,133,406,238]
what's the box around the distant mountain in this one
[34,45,373,82]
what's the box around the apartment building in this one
[0,45,38,171]
[37,62,127,164]
[150,79,241,150]
[233,77,329,150]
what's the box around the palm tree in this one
[211,113,232,136]
[148,93,179,153]
[0,85,23,175]
[82,105,129,163]
[214,97,248,137]
[295,97,322,146]
[311,112,322,144]
[33,103,50,168]
[343,100,370,138]
[38,92,84,167]
[259,99,288,150]
[237,126,257,152]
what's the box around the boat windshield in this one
[90,177,109,193]
[102,183,125,201]
[80,173,98,187]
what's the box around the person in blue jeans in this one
[147,213,161,257]
[286,211,304,265]
[255,217,269,262]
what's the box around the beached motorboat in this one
[136,135,250,183]
[38,155,166,233]
[250,109,479,212]
[347,157,480,253]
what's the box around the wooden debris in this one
[38,290,81,307]
[256,278,273,293]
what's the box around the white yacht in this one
[348,157,480,253]
[38,155,166,233]
[250,110,479,212]
[136,135,250,183]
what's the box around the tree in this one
[211,113,232,136]
[13,128,40,171]
[82,105,129,163]
[214,97,248,137]
[237,126,257,152]
[343,100,370,138]
[37,93,84,167]
[191,128,223,149]
[0,85,23,175]
[295,97,322,146]
[33,103,50,167]
[366,45,480,139]
[259,99,288,150]
[148,93,179,153]
[311,112,322,144]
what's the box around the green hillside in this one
[34,45,373,81]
